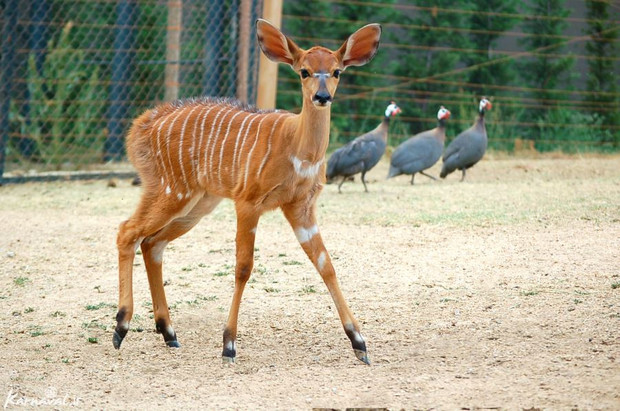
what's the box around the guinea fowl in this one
[387,106,450,184]
[326,102,401,192]
[440,98,492,181]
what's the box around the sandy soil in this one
[0,156,619,410]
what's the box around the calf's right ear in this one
[256,19,302,68]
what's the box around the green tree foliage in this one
[390,1,470,139]
[584,0,619,148]
[518,0,578,147]
[465,0,520,93]
[519,0,575,108]
[11,22,107,168]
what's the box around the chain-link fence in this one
[0,0,263,181]
[2,0,618,183]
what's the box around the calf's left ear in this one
[336,23,382,69]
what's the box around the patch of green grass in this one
[264,287,280,293]
[24,307,35,313]
[283,260,303,266]
[29,326,45,337]
[87,337,98,344]
[213,264,234,277]
[520,290,540,297]
[82,320,107,330]
[612,282,620,290]
[301,285,316,294]
[85,302,116,311]
[13,276,30,287]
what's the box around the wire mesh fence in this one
[1,0,618,183]
[0,0,263,181]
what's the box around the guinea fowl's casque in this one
[326,102,401,192]
[388,106,451,184]
[440,98,492,182]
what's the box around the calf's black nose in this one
[314,91,332,105]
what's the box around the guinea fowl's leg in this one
[361,171,369,192]
[420,171,437,181]
[337,177,346,193]
[410,173,415,185]
[460,168,466,182]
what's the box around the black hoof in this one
[113,327,127,349]
[156,319,178,347]
[354,349,371,365]
[166,340,180,348]
[222,356,235,364]
[222,328,236,361]
[344,324,369,364]
[222,345,236,360]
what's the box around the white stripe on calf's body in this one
[218,110,246,189]
[178,105,201,197]
[202,106,231,183]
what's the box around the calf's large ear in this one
[256,19,302,67]
[336,23,382,69]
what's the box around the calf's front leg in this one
[281,201,369,364]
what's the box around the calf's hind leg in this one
[114,193,221,349]
[140,194,222,347]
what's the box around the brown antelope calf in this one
[114,19,381,364]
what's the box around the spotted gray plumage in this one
[388,106,450,184]
[440,98,492,182]
[326,102,401,192]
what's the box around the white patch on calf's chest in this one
[290,156,323,179]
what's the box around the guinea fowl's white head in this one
[437,106,451,120]
[479,98,492,113]
[385,101,401,117]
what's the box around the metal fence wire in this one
[0,0,263,180]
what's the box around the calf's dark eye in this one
[333,69,341,78]
[300,69,310,79]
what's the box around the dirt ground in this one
[0,155,619,410]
